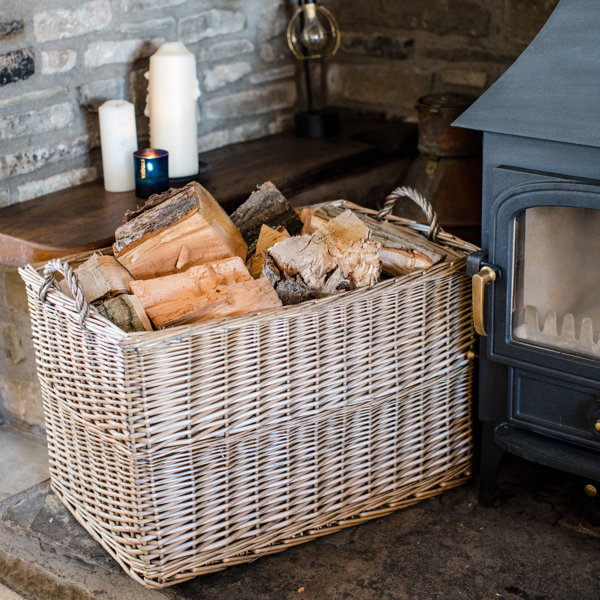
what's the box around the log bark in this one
[121,187,175,223]
[96,294,153,332]
[229,181,303,257]
[113,182,247,280]
[263,210,381,305]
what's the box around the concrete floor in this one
[0,425,598,600]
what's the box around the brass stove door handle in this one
[472,266,497,336]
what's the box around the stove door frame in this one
[488,166,600,383]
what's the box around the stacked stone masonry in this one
[0,0,557,210]
[0,0,557,432]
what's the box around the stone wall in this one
[325,0,559,116]
[0,0,298,209]
[0,0,558,210]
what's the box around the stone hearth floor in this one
[0,429,48,503]
[0,425,598,600]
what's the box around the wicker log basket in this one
[19,187,478,588]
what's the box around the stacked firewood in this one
[63,181,447,332]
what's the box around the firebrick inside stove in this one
[454,0,600,503]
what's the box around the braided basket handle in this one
[377,186,440,242]
[39,258,92,329]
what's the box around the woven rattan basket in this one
[20,188,478,588]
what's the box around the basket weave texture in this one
[20,193,478,588]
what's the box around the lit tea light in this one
[133,149,169,199]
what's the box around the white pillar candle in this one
[145,41,200,179]
[98,100,138,192]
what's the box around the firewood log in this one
[59,254,133,304]
[229,181,303,257]
[96,294,153,332]
[130,256,250,328]
[263,209,381,305]
[299,208,327,235]
[307,204,451,275]
[113,182,247,280]
[246,224,290,278]
[164,278,282,328]
[129,256,281,328]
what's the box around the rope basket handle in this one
[39,258,92,329]
[377,186,440,242]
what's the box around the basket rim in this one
[19,199,479,348]
[20,256,470,349]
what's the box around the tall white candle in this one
[145,41,200,179]
[98,100,138,192]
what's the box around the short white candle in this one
[146,41,200,179]
[98,100,138,192]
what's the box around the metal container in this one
[416,93,481,157]
[398,93,482,245]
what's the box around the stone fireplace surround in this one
[0,0,558,432]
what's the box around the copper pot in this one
[416,92,481,157]
[398,92,483,245]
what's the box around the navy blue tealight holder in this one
[133,149,169,199]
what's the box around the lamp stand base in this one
[294,109,340,138]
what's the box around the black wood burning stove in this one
[453,0,600,503]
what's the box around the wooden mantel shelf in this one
[0,116,416,267]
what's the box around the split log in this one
[59,254,133,304]
[113,182,247,280]
[96,294,153,332]
[299,208,327,235]
[263,209,381,305]
[246,225,290,278]
[165,278,282,328]
[307,204,451,275]
[129,256,252,328]
[229,181,303,257]
[129,256,281,328]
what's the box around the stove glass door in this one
[512,206,600,358]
